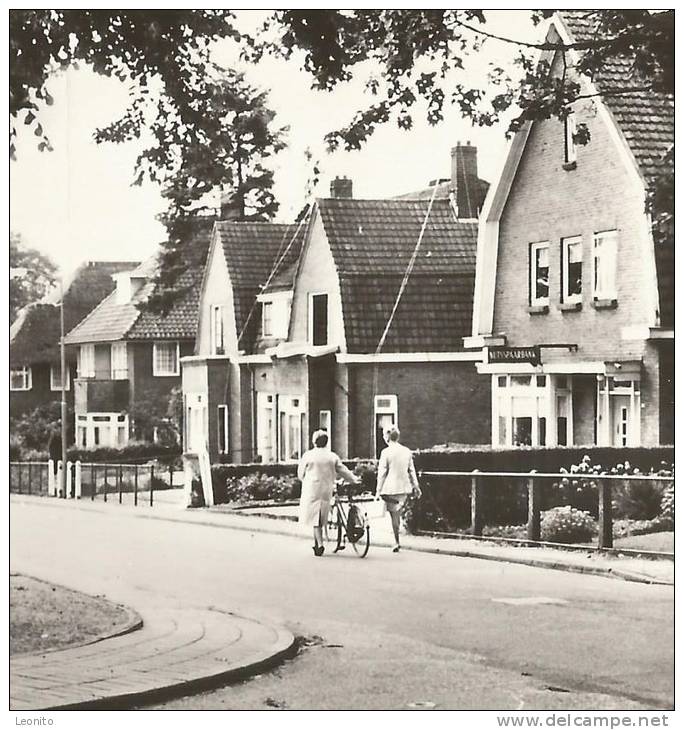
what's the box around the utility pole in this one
[60,275,68,497]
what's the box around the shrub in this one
[659,482,674,528]
[10,402,74,453]
[67,441,181,465]
[540,506,597,544]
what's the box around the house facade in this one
[466,12,674,448]
[9,261,139,424]
[64,254,204,448]
[185,161,493,463]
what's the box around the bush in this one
[210,459,377,505]
[67,441,181,465]
[540,506,597,544]
[10,402,74,453]
[660,482,674,528]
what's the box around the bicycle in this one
[327,480,371,558]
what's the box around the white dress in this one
[297,447,357,527]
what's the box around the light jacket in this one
[376,441,419,496]
[297,447,357,526]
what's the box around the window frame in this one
[318,409,332,449]
[374,394,398,457]
[210,304,225,355]
[529,241,550,307]
[262,300,273,338]
[50,365,71,391]
[78,344,95,379]
[564,113,577,165]
[10,365,32,391]
[152,341,180,377]
[110,342,128,380]
[308,292,329,346]
[561,235,583,304]
[217,404,229,455]
[592,230,618,301]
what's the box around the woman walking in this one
[298,430,360,556]
[375,427,421,552]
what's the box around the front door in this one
[611,395,631,447]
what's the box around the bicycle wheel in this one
[349,511,370,558]
[327,505,344,552]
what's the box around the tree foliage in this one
[10,232,58,323]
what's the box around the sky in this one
[9,10,539,278]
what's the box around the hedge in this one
[210,459,377,505]
[66,442,181,465]
[413,445,674,474]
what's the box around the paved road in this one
[10,497,673,710]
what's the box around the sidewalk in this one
[11,603,295,710]
[11,494,674,586]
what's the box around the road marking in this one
[492,597,568,606]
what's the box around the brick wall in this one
[10,362,77,419]
[348,361,491,457]
[130,340,193,416]
[494,102,655,365]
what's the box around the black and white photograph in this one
[8,5,674,721]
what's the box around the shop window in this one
[10,366,32,391]
[529,242,549,306]
[592,230,618,301]
[153,342,179,376]
[562,236,583,303]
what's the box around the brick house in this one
[9,260,139,425]
[64,248,206,448]
[246,179,491,462]
[466,11,674,448]
[181,220,306,463]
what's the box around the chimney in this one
[330,176,353,199]
[451,141,480,219]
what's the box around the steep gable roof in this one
[558,11,674,327]
[317,198,478,352]
[10,260,139,365]
[558,10,673,186]
[214,221,306,350]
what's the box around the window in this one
[309,293,328,345]
[493,374,567,448]
[210,305,225,355]
[262,301,273,338]
[564,113,577,165]
[76,413,129,448]
[153,342,179,376]
[110,342,128,380]
[593,230,618,301]
[374,395,398,458]
[78,344,95,378]
[319,410,332,448]
[529,242,549,306]
[256,393,276,462]
[278,396,305,461]
[217,405,229,455]
[562,236,583,303]
[10,366,31,391]
[50,366,70,391]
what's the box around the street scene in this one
[9,7,674,721]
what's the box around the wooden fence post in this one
[527,470,541,542]
[74,461,82,499]
[470,470,483,536]
[598,478,613,549]
[65,461,73,498]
